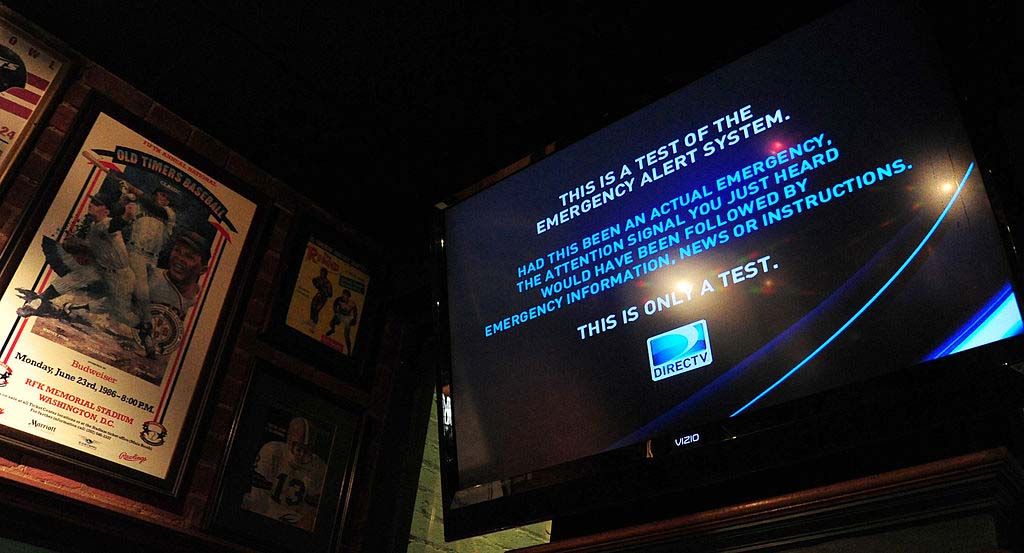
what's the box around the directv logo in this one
[647,319,713,381]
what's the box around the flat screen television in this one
[435,0,1024,541]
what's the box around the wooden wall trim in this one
[515,448,1023,552]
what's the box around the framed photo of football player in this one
[0,94,266,494]
[265,219,376,385]
[208,359,363,553]
[0,12,70,187]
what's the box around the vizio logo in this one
[647,319,713,381]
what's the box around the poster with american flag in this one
[0,15,68,184]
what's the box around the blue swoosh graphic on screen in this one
[926,283,1023,360]
[729,161,976,417]
[610,162,997,449]
[609,168,936,450]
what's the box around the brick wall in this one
[0,8,406,552]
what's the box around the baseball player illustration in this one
[120,177,172,358]
[14,287,90,327]
[26,228,210,348]
[75,151,172,357]
[326,288,359,354]
[20,186,135,331]
[150,231,208,314]
[309,268,333,325]
[241,416,328,532]
[13,149,221,383]
[155,183,177,243]
[143,230,210,356]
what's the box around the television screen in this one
[438,0,1023,538]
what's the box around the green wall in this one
[0,538,60,553]
[406,395,550,552]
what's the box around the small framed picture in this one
[265,219,374,384]
[0,13,71,187]
[208,358,363,552]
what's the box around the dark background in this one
[0,1,867,253]
[5,1,1019,263]
[0,1,1021,548]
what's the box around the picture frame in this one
[265,218,375,385]
[0,93,266,495]
[208,358,363,553]
[0,12,71,187]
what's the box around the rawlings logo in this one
[118,452,147,463]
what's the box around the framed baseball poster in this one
[0,13,70,186]
[208,359,363,553]
[266,221,374,382]
[0,95,264,494]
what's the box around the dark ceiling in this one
[2,1,853,245]
[3,1,1018,257]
